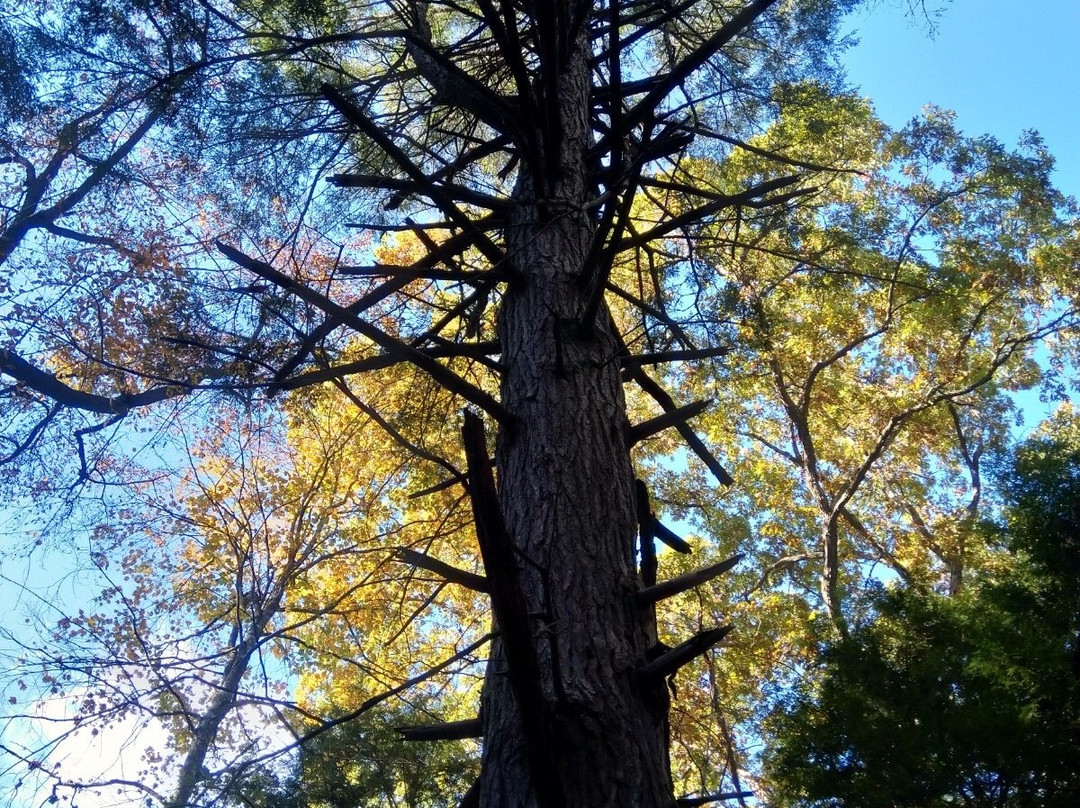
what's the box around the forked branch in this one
[1,348,190,416]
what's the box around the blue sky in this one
[841,0,1080,198]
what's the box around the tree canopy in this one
[0,1,1077,806]
[765,413,1080,807]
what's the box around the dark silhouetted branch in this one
[692,125,870,176]
[637,555,744,605]
[618,175,805,251]
[607,283,695,347]
[628,367,733,486]
[409,471,468,499]
[275,342,501,392]
[293,633,493,748]
[396,717,483,741]
[270,225,497,389]
[462,411,563,808]
[651,518,692,554]
[408,450,495,499]
[593,0,700,65]
[635,478,692,554]
[396,548,489,593]
[1,349,189,416]
[620,347,730,367]
[402,14,515,132]
[627,0,780,127]
[217,243,513,425]
[627,399,711,445]
[321,85,515,281]
[336,265,502,284]
[330,173,509,211]
[637,627,733,680]
[634,479,658,586]
[676,791,755,806]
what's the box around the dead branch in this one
[636,555,743,605]
[676,791,755,806]
[635,479,658,587]
[620,347,730,367]
[627,0,780,128]
[627,365,733,485]
[395,548,489,593]
[275,342,501,392]
[461,410,563,808]
[627,399,712,445]
[651,518,693,554]
[216,243,514,425]
[396,717,483,741]
[637,627,733,680]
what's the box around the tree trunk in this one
[820,518,847,637]
[478,29,673,808]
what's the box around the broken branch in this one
[676,792,756,806]
[395,548,489,593]
[461,411,563,808]
[636,555,743,605]
[396,718,483,741]
[651,517,693,554]
[627,398,712,445]
[637,626,733,680]
[629,367,733,485]
[621,347,731,367]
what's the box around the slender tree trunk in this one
[820,518,847,637]
[168,589,282,808]
[479,29,673,808]
[167,640,255,808]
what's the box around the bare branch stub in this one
[396,717,483,741]
[629,365,734,486]
[637,555,744,605]
[635,479,659,587]
[637,627,734,681]
[635,479,693,555]
[652,518,693,555]
[627,398,713,446]
[676,791,756,806]
[621,347,731,367]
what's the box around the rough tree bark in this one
[479,25,672,807]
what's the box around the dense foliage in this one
[234,706,479,808]
[765,418,1080,806]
